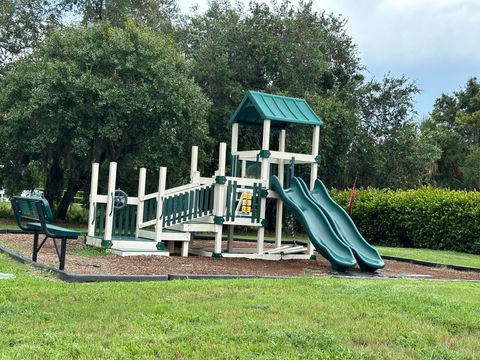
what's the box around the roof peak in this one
[229,91,324,129]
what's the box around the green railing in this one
[162,184,215,227]
[93,184,216,237]
[94,203,137,238]
[224,180,262,223]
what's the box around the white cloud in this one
[314,0,480,65]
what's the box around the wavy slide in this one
[270,176,356,272]
[303,179,384,272]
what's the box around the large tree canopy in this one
[0,21,209,218]
[422,77,480,189]
[0,0,67,73]
[179,1,364,186]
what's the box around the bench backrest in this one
[11,197,53,223]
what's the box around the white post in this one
[155,167,167,243]
[135,167,147,238]
[228,123,239,244]
[190,146,199,183]
[104,162,117,241]
[310,125,320,189]
[213,142,227,256]
[241,160,246,178]
[257,119,271,255]
[87,162,99,237]
[308,125,321,256]
[275,129,286,247]
[231,123,239,153]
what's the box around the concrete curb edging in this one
[382,255,480,273]
[2,230,480,281]
[0,245,300,282]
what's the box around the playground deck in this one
[1,234,479,280]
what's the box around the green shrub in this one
[65,204,89,224]
[330,187,480,254]
[0,201,13,219]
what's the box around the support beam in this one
[104,162,117,241]
[257,119,271,255]
[87,163,99,237]
[308,125,321,256]
[275,129,286,247]
[231,123,239,152]
[135,168,147,238]
[190,146,199,183]
[213,142,227,256]
[155,167,167,242]
[227,225,234,253]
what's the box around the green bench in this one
[10,197,80,270]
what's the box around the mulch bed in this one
[1,233,479,280]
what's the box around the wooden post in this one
[275,129,286,247]
[190,146,199,183]
[135,167,147,239]
[213,142,227,256]
[155,167,167,243]
[104,162,117,241]
[257,119,271,255]
[87,162,99,237]
[308,125,321,256]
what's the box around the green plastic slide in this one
[303,179,384,272]
[270,176,356,272]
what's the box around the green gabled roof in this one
[229,90,324,128]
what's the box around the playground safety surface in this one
[1,234,479,280]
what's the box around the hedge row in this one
[330,187,480,254]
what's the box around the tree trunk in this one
[44,156,64,210]
[55,167,90,220]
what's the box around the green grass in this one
[71,246,108,257]
[376,246,480,268]
[0,254,479,359]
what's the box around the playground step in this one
[138,229,190,242]
[109,248,170,257]
[110,239,159,250]
[169,221,217,233]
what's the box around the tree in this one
[462,146,480,189]
[349,75,440,188]
[0,0,66,73]
[69,0,180,31]
[181,0,363,185]
[425,77,480,188]
[0,21,209,219]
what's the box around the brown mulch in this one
[0,233,479,280]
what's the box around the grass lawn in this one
[376,247,480,268]
[0,254,479,359]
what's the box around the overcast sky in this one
[178,0,480,118]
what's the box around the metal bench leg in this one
[32,231,39,262]
[59,238,67,271]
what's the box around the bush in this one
[0,201,13,218]
[330,187,480,254]
[65,204,89,224]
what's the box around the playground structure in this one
[86,91,384,271]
